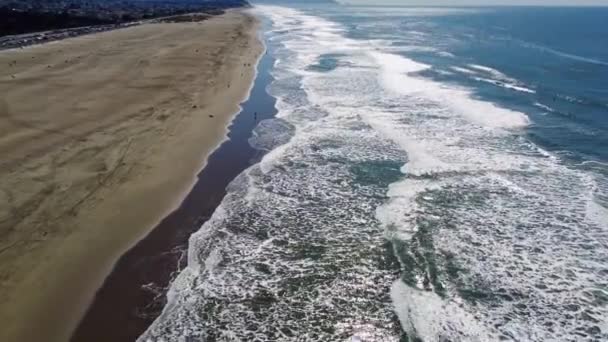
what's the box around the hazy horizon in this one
[336,0,608,6]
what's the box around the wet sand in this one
[0,10,261,342]
[71,42,277,342]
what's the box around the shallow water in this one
[140,4,608,341]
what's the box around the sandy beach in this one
[0,10,261,342]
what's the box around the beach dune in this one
[0,10,261,342]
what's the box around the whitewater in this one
[139,5,608,341]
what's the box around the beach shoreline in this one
[0,10,262,342]
[71,27,277,341]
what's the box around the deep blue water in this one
[140,4,608,342]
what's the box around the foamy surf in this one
[140,5,608,342]
[450,64,537,94]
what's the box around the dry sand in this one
[0,10,261,342]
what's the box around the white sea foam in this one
[450,66,477,74]
[534,101,556,112]
[433,69,454,76]
[437,51,455,58]
[472,76,536,93]
[468,63,514,80]
[451,64,536,94]
[372,52,530,128]
[391,281,497,341]
[141,5,608,342]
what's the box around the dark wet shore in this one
[70,41,276,342]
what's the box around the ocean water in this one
[139,4,608,342]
